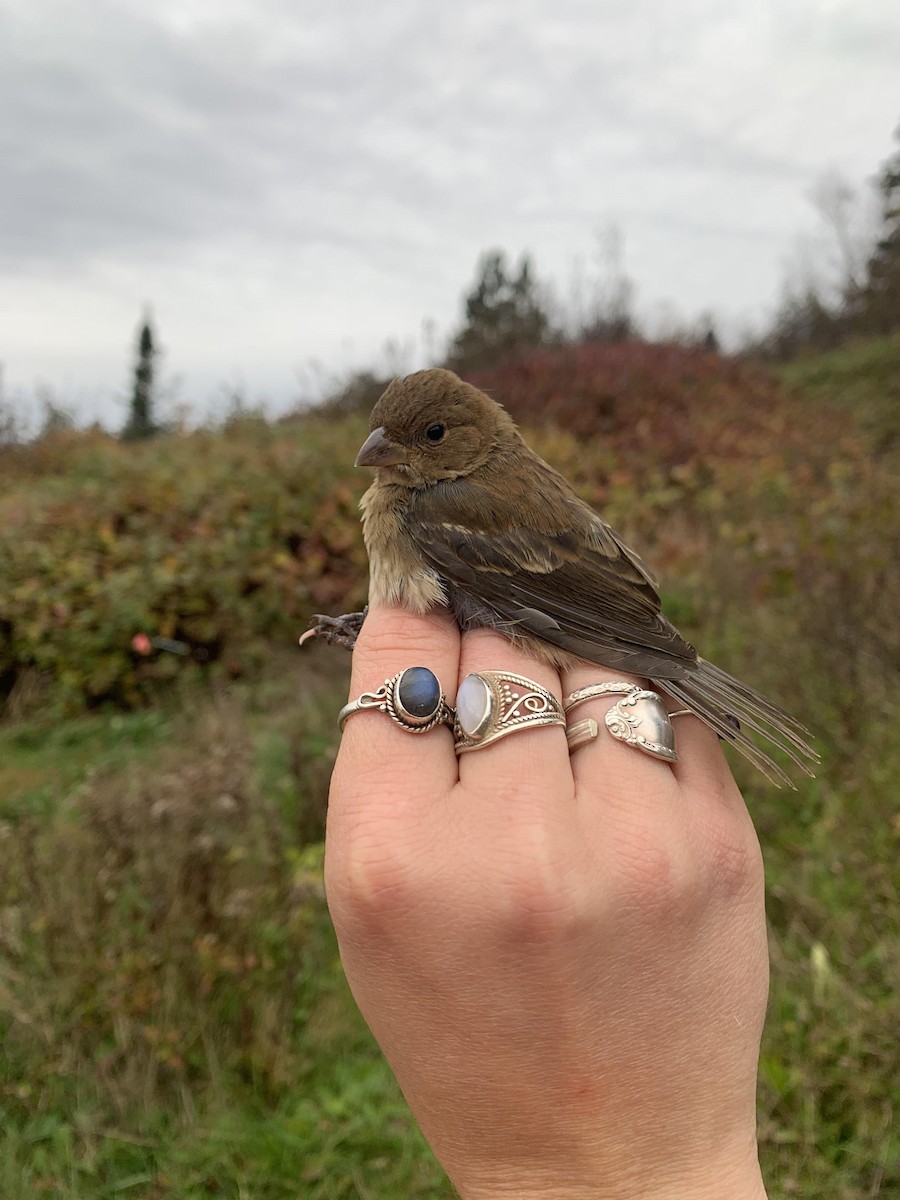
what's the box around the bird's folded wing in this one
[408,476,696,668]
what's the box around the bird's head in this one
[355,369,513,487]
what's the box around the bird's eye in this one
[425,423,446,443]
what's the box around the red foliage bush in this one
[468,340,813,471]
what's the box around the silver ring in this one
[563,682,678,763]
[454,671,565,754]
[339,667,454,734]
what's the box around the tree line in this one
[3,121,897,445]
[757,122,900,358]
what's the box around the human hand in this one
[325,603,770,1200]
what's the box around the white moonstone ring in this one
[338,667,454,734]
[563,682,679,763]
[454,671,566,754]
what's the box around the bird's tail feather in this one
[654,658,819,789]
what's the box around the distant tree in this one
[0,366,24,447]
[758,172,870,358]
[121,318,159,440]
[447,250,552,371]
[700,320,720,354]
[317,369,392,419]
[756,129,900,358]
[755,281,843,360]
[37,386,75,438]
[808,168,869,299]
[850,123,900,335]
[579,224,636,343]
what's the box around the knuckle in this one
[495,822,583,944]
[607,811,764,915]
[503,879,582,944]
[326,833,419,936]
[607,819,688,911]
[701,814,764,900]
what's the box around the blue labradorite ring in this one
[338,667,454,734]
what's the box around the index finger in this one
[331,602,462,807]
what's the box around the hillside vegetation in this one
[777,330,900,455]
[0,338,897,1198]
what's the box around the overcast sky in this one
[2,0,898,428]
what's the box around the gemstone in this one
[396,667,441,719]
[456,673,493,738]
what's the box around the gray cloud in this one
[1,0,898,419]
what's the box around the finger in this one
[662,701,745,809]
[455,629,571,809]
[331,602,461,812]
[561,661,678,804]
[654,695,760,902]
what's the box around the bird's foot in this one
[299,607,368,651]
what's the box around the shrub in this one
[0,417,368,712]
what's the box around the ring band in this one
[454,671,565,754]
[339,666,454,734]
[564,682,678,763]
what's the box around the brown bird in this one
[305,367,817,786]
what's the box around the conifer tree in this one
[447,250,551,371]
[122,318,159,440]
[854,124,900,334]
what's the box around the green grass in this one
[0,954,450,1199]
[0,655,455,1199]
[0,707,174,818]
[777,331,900,455]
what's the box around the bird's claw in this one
[299,608,368,651]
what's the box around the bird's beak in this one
[355,426,409,468]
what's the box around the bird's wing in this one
[407,469,696,671]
